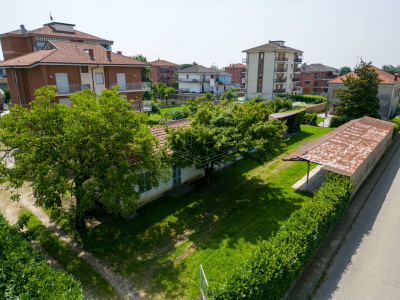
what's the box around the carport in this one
[283,117,395,192]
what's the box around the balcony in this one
[274,78,287,83]
[110,82,151,92]
[56,84,90,95]
[275,68,288,73]
[294,58,303,63]
[276,57,288,62]
[159,69,170,74]
[293,68,301,73]
[179,78,209,83]
[273,89,286,94]
[292,77,301,82]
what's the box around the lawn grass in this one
[46,125,333,299]
[148,106,186,126]
[22,211,120,300]
[316,117,325,124]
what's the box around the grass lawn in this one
[316,117,325,124]
[148,106,185,126]
[22,212,119,299]
[47,125,333,299]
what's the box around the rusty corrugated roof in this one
[283,117,394,176]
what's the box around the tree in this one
[220,89,238,101]
[382,64,400,75]
[268,97,293,113]
[210,64,220,70]
[180,61,198,70]
[335,60,381,119]
[164,86,176,102]
[205,92,213,101]
[0,86,168,230]
[131,54,152,82]
[166,100,285,183]
[3,88,10,103]
[339,66,352,76]
[154,82,167,99]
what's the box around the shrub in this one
[170,99,176,105]
[220,89,238,101]
[205,92,213,101]
[253,94,264,103]
[329,115,353,128]
[282,94,326,104]
[210,173,353,300]
[302,112,318,126]
[4,88,10,104]
[163,108,191,121]
[0,213,85,299]
[269,97,293,113]
[389,117,400,138]
[150,100,161,115]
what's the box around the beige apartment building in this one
[243,40,303,100]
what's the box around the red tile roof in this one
[0,41,150,68]
[150,119,191,153]
[150,59,180,67]
[283,117,394,176]
[0,24,112,44]
[225,63,246,69]
[328,66,399,85]
[243,41,302,53]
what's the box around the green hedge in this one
[210,173,353,300]
[329,115,354,128]
[302,112,318,126]
[389,117,400,138]
[0,213,85,299]
[282,94,326,104]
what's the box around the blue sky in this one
[2,0,399,70]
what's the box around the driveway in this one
[314,145,400,299]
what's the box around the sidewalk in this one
[317,113,331,127]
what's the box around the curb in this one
[285,134,400,300]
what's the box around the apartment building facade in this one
[177,65,232,95]
[149,59,180,86]
[301,63,338,95]
[224,63,246,85]
[327,66,400,120]
[0,41,151,111]
[0,22,113,60]
[243,40,303,100]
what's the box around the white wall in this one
[246,52,259,99]
[261,51,276,100]
[80,66,105,95]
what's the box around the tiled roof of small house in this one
[328,66,399,85]
[150,59,180,67]
[243,41,302,53]
[150,119,191,153]
[302,63,339,72]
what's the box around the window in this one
[139,172,150,193]
[290,74,292,79]
[260,64,263,69]
[224,86,226,91]
[80,66,89,73]
[305,80,311,84]
[95,73,104,84]
[333,89,339,98]
[260,53,263,59]
[259,74,262,80]
[172,167,182,187]
[291,64,293,69]
[186,74,189,79]
[306,72,311,76]
[14,71,18,85]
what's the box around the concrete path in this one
[317,113,331,127]
[314,145,400,299]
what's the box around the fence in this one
[200,265,209,300]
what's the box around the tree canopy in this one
[339,66,352,76]
[0,86,168,229]
[180,62,198,70]
[335,61,381,119]
[166,100,285,183]
[382,64,400,75]
[131,54,152,82]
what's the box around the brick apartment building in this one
[224,63,246,85]
[149,59,180,86]
[301,63,338,95]
[0,22,151,110]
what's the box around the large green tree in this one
[382,64,400,75]
[339,66,352,76]
[166,100,285,183]
[335,61,382,119]
[131,54,152,82]
[0,86,168,229]
[180,61,198,70]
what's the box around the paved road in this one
[314,145,400,299]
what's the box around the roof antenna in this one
[50,12,53,21]
[158,56,160,60]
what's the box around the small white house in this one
[178,65,233,95]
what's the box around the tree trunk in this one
[74,178,87,231]
[204,161,215,185]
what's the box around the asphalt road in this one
[314,145,400,299]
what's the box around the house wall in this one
[246,52,259,99]
[1,36,33,60]
[328,83,400,119]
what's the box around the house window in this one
[259,75,262,80]
[14,71,18,85]
[186,74,189,79]
[95,73,104,84]
[172,167,182,187]
[291,64,293,69]
[306,72,311,76]
[261,53,263,59]
[224,86,226,91]
[333,89,339,98]
[305,80,311,84]
[260,64,263,69]
[290,74,292,79]
[139,172,151,193]
[80,66,89,73]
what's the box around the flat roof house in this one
[177,65,233,95]
[327,66,400,120]
[0,41,151,110]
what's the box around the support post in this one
[306,161,310,191]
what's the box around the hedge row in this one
[329,115,354,128]
[302,112,318,126]
[0,213,85,299]
[389,116,400,138]
[281,94,327,104]
[210,173,353,300]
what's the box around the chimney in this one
[85,49,94,60]
[20,24,26,35]
[107,50,112,61]
[395,73,398,82]
[117,51,122,55]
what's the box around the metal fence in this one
[200,265,209,300]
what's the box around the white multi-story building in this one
[243,40,303,100]
[178,65,233,95]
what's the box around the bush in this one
[150,100,161,115]
[253,94,264,103]
[205,92,213,101]
[329,115,353,128]
[210,173,353,300]
[282,94,326,104]
[4,88,10,104]
[170,99,176,105]
[302,112,318,126]
[220,89,238,101]
[268,97,293,113]
[163,108,191,120]
[389,117,400,138]
[0,213,85,299]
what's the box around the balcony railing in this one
[179,78,209,83]
[273,89,286,94]
[274,78,287,83]
[159,69,170,73]
[56,84,90,95]
[275,68,288,73]
[292,78,301,82]
[294,58,303,63]
[110,82,151,91]
[293,68,301,73]
[276,57,288,62]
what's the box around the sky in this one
[1,0,399,70]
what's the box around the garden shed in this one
[284,117,395,193]
[269,110,303,133]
